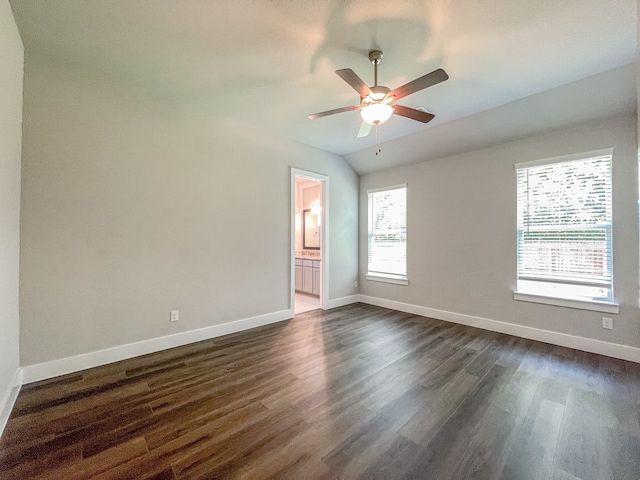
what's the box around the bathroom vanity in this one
[295,258,320,295]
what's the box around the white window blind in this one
[368,185,407,279]
[516,152,613,304]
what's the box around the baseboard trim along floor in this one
[0,369,22,439]
[358,295,640,364]
[21,309,294,385]
[18,294,640,387]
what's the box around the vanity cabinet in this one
[312,266,320,295]
[295,258,320,295]
[302,264,314,294]
[294,263,303,291]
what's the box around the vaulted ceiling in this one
[10,0,638,174]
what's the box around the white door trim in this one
[291,168,329,311]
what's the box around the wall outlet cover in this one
[602,317,613,330]
[170,310,179,322]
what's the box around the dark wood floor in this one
[1,303,639,479]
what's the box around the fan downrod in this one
[369,50,383,87]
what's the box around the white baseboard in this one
[325,295,360,310]
[0,368,22,439]
[19,295,640,387]
[359,295,640,363]
[22,309,294,385]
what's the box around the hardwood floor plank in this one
[48,436,148,480]
[244,397,375,479]
[624,360,640,404]
[0,443,81,480]
[321,384,427,477]
[419,346,477,389]
[597,426,640,480]
[500,397,565,480]
[10,372,148,418]
[94,454,177,480]
[448,360,541,479]
[551,467,584,480]
[145,468,177,480]
[359,434,420,479]
[401,363,519,479]
[400,370,481,446]
[171,410,310,479]
[1,303,638,479]
[261,454,331,479]
[1,404,153,468]
[145,395,270,450]
[16,373,83,397]
[554,387,604,480]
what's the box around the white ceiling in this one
[10,0,638,174]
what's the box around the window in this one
[515,149,615,311]
[367,185,408,284]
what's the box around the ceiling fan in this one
[308,50,449,137]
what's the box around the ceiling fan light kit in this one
[361,103,393,125]
[308,49,448,137]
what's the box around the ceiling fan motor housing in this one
[361,85,391,107]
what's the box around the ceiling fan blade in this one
[308,105,361,120]
[392,105,436,123]
[389,68,449,101]
[357,121,372,138]
[336,69,372,98]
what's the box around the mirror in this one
[302,209,320,250]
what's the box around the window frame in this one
[513,149,618,314]
[366,184,409,285]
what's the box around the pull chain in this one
[375,123,382,155]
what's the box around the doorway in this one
[291,168,328,314]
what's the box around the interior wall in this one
[19,55,358,367]
[0,0,23,406]
[302,184,321,210]
[359,114,640,349]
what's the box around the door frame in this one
[290,168,329,313]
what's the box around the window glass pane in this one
[516,154,613,303]
[368,187,407,277]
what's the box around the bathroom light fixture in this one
[310,200,322,215]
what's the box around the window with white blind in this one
[515,149,615,310]
[367,185,408,284]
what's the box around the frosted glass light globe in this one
[360,103,393,125]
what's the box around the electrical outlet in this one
[602,317,613,330]
[354,280,358,288]
[170,310,179,322]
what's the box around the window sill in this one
[513,292,619,314]
[366,273,409,285]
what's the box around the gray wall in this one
[0,0,23,404]
[360,114,639,348]
[20,55,358,366]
